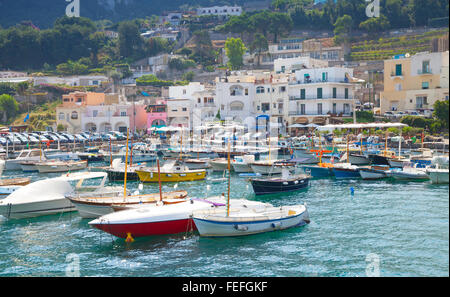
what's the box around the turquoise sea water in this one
[0,164,448,277]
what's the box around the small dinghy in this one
[359,165,390,180]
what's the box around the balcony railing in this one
[417,69,432,75]
[289,96,353,100]
[289,111,351,116]
[391,72,404,77]
[288,79,350,85]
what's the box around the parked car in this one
[109,131,126,140]
[394,111,406,118]
[383,111,395,118]
[61,133,75,142]
[101,133,116,141]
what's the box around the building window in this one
[261,103,270,112]
[395,83,402,91]
[332,87,337,98]
[322,72,328,82]
[256,86,265,94]
[183,89,186,95]
[395,64,402,76]
[93,110,98,117]
[317,103,322,115]
[300,89,306,99]
[422,82,429,89]
[230,85,243,96]
[317,88,323,99]
[198,98,201,103]
[245,88,248,95]
[422,60,430,74]
[230,101,244,111]
[59,112,65,120]
[71,111,78,119]
[333,103,337,114]
[120,111,127,116]
[300,104,305,115]
[182,107,187,111]
[344,88,348,99]
[279,86,286,92]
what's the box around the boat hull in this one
[251,177,309,195]
[391,171,430,181]
[0,198,75,219]
[426,170,449,184]
[359,169,387,180]
[300,165,332,178]
[232,162,253,173]
[193,209,310,237]
[36,161,87,173]
[106,169,140,182]
[369,154,391,166]
[332,168,360,179]
[349,153,370,165]
[136,170,206,182]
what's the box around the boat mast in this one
[157,158,162,202]
[179,127,183,161]
[384,131,388,157]
[123,129,129,202]
[318,132,322,164]
[399,129,402,158]
[109,137,112,167]
[226,138,231,217]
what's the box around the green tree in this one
[118,20,143,59]
[250,33,268,66]
[0,94,19,123]
[268,12,293,43]
[359,15,390,34]
[433,100,449,130]
[333,14,353,45]
[225,38,247,70]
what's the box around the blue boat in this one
[300,165,333,178]
[332,166,361,179]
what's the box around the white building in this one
[288,67,357,125]
[33,75,108,87]
[196,6,242,17]
[82,104,130,133]
[274,56,328,74]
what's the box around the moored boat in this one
[359,165,390,180]
[192,203,310,237]
[35,160,88,173]
[135,160,206,183]
[250,169,310,195]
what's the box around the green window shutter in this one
[317,88,322,99]
[300,89,305,99]
[395,64,402,76]
[344,88,348,99]
[332,87,337,98]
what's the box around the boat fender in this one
[234,225,248,231]
[125,233,134,243]
[271,222,282,228]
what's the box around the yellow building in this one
[380,51,449,115]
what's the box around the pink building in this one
[127,103,148,132]
[146,99,167,132]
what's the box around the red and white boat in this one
[88,197,270,239]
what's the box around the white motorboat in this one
[210,158,232,172]
[426,156,449,184]
[182,158,211,170]
[0,185,22,198]
[192,203,310,237]
[89,196,271,239]
[232,155,255,173]
[4,149,47,171]
[391,164,430,181]
[0,172,123,219]
[35,160,88,173]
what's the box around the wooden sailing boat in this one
[68,129,187,218]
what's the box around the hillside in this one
[0,0,246,29]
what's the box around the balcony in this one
[390,71,404,77]
[417,69,432,75]
[288,79,349,85]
